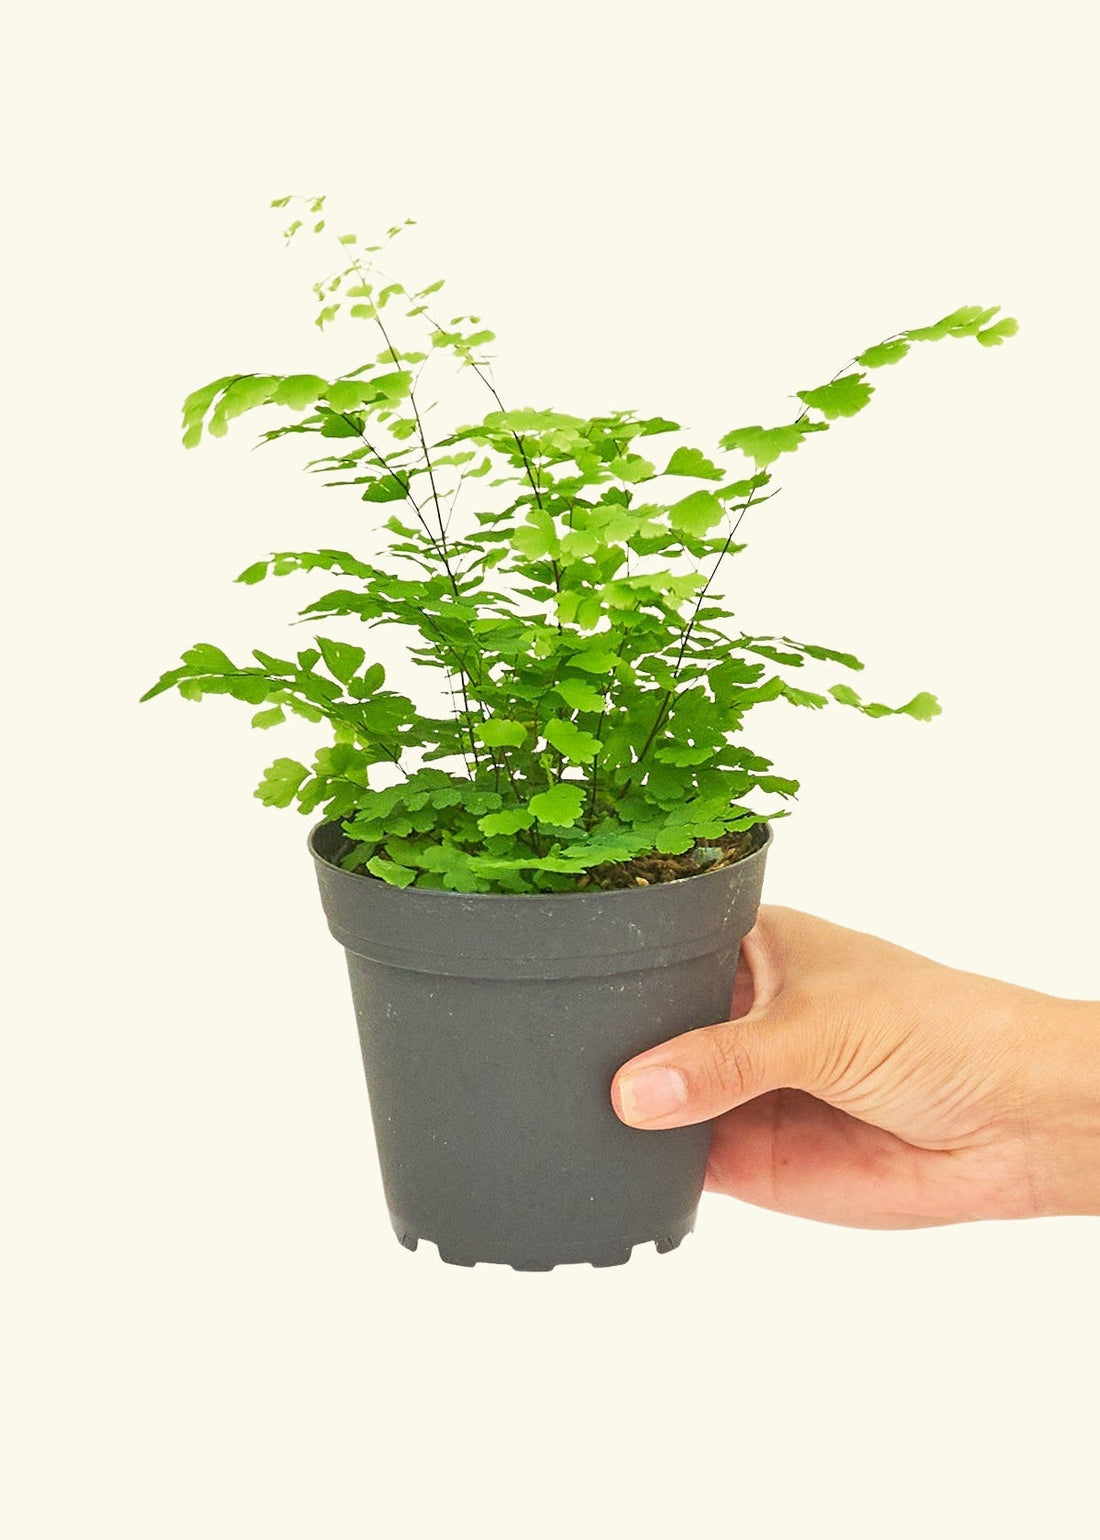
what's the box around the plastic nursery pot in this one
[309,820,771,1271]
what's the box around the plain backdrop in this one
[3,3,1098,1536]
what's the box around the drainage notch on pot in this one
[310,820,771,1270]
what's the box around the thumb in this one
[611,994,818,1128]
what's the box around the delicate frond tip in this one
[829,684,941,721]
[975,315,1019,347]
[904,303,1018,345]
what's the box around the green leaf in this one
[543,717,602,764]
[856,340,910,369]
[796,373,874,419]
[905,304,1004,343]
[528,782,587,826]
[317,408,361,437]
[510,510,558,560]
[570,648,621,675]
[780,684,828,709]
[326,379,373,412]
[609,454,656,483]
[707,662,766,703]
[741,642,804,665]
[181,374,238,443]
[316,636,366,683]
[361,473,409,501]
[653,826,696,855]
[272,374,329,410]
[484,408,586,434]
[217,375,279,421]
[478,806,535,836]
[254,758,308,808]
[663,446,724,480]
[654,742,717,766]
[366,856,418,888]
[897,691,941,721]
[560,528,599,560]
[716,472,771,500]
[252,650,295,673]
[574,593,604,630]
[976,316,1019,348]
[182,642,236,673]
[228,676,272,705]
[781,636,865,671]
[236,560,269,585]
[370,370,413,400]
[140,665,188,703]
[555,588,599,628]
[250,706,286,729]
[479,718,527,748]
[554,678,606,712]
[384,514,421,538]
[668,489,725,537]
[338,233,357,245]
[753,775,800,796]
[718,423,815,468]
[409,841,485,892]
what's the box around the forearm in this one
[1027,996,1100,1217]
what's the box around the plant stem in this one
[333,242,489,778]
[619,489,761,795]
[333,411,482,777]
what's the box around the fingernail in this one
[616,1065,689,1124]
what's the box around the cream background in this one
[3,3,1098,1536]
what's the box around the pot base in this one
[390,1211,694,1271]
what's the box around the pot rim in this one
[308,816,772,901]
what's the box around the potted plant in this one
[143,195,1017,1269]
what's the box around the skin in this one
[610,905,1100,1228]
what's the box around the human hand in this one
[611,905,1100,1227]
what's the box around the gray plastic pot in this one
[310,820,771,1270]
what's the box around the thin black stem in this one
[335,414,480,777]
[327,236,487,779]
[619,490,762,796]
[369,318,489,776]
[337,248,457,581]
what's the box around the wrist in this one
[1028,997,1100,1217]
